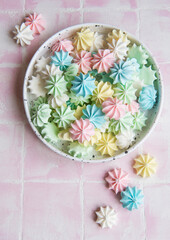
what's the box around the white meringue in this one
[48,94,69,108]
[133,75,146,97]
[28,74,47,97]
[90,32,105,52]
[34,56,50,72]
[42,64,63,80]
[108,38,129,60]
[96,206,118,229]
[116,129,135,149]
[13,23,34,47]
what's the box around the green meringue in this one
[53,105,76,129]
[108,112,133,135]
[139,65,156,85]
[68,142,93,158]
[45,75,67,97]
[64,64,79,84]
[114,82,136,104]
[69,91,91,106]
[128,44,149,68]
[132,111,147,131]
[41,122,59,143]
[30,96,47,113]
[31,103,52,127]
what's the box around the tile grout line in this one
[19,124,25,240]
[142,183,147,240]
[80,0,84,24]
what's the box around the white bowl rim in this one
[23,23,164,163]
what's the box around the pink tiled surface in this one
[0,0,170,239]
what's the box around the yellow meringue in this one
[133,154,157,178]
[74,28,94,51]
[74,105,86,120]
[83,129,102,146]
[95,133,118,156]
[92,81,114,105]
[106,29,130,45]
[58,129,73,142]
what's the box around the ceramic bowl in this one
[23,23,163,163]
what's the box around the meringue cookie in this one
[116,129,135,149]
[95,132,118,156]
[51,39,74,53]
[13,23,34,47]
[133,154,157,177]
[96,206,118,228]
[105,168,129,194]
[28,74,47,97]
[128,44,149,67]
[92,49,115,73]
[48,94,69,108]
[74,27,94,51]
[42,64,63,79]
[90,32,105,52]
[69,119,95,143]
[120,186,144,211]
[108,38,129,60]
[25,13,45,35]
[35,56,50,72]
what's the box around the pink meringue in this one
[51,39,74,53]
[74,50,93,74]
[127,101,139,115]
[69,118,95,143]
[105,168,128,194]
[25,13,45,35]
[92,49,115,73]
[102,97,127,120]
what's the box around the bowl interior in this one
[23,23,162,163]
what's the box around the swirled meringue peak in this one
[92,81,114,105]
[120,186,144,211]
[139,85,157,110]
[13,23,34,47]
[116,129,135,149]
[51,39,74,53]
[27,26,159,160]
[74,28,94,51]
[71,73,96,97]
[95,206,118,228]
[105,168,129,194]
[108,38,129,60]
[95,133,118,156]
[92,49,115,73]
[113,82,136,104]
[69,118,95,143]
[74,50,93,74]
[45,75,67,97]
[102,97,126,120]
[107,29,130,45]
[110,59,136,85]
[133,154,157,178]
[51,50,73,70]
[82,104,106,128]
[25,13,45,35]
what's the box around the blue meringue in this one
[71,73,96,97]
[138,85,157,110]
[120,186,144,211]
[50,50,73,71]
[82,104,106,128]
[110,59,136,85]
